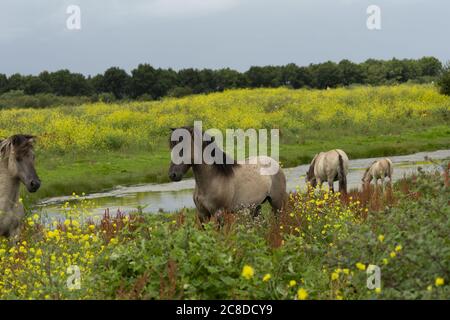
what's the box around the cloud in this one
[120,0,240,18]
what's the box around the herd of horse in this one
[0,130,394,239]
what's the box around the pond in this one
[37,149,450,217]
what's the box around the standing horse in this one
[168,127,287,222]
[362,158,393,188]
[305,149,349,193]
[0,135,41,239]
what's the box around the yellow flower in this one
[395,245,402,252]
[435,277,444,286]
[331,272,339,281]
[378,235,384,242]
[375,288,381,294]
[390,252,396,258]
[33,214,39,221]
[342,268,350,275]
[297,288,308,300]
[262,274,271,282]
[289,280,297,287]
[427,285,433,292]
[356,262,366,271]
[382,258,389,265]
[241,265,254,280]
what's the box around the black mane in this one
[170,127,239,177]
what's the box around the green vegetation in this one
[0,84,444,202]
[1,168,448,299]
[0,57,443,103]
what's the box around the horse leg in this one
[316,178,322,189]
[253,204,262,218]
[328,177,335,193]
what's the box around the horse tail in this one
[306,154,318,184]
[386,158,393,178]
[338,154,347,194]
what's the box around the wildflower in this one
[378,235,385,242]
[382,258,389,265]
[342,269,350,275]
[395,245,402,252]
[289,280,297,287]
[241,265,254,280]
[297,288,308,300]
[375,288,381,294]
[356,262,366,271]
[435,277,444,286]
[427,285,433,292]
[331,272,339,281]
[262,274,271,282]
[390,252,396,258]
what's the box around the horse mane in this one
[170,127,238,177]
[0,134,35,159]
[362,160,377,180]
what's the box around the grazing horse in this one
[0,135,41,239]
[168,127,287,222]
[305,149,349,194]
[362,158,393,188]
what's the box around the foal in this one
[0,135,41,239]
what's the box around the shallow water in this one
[37,149,450,217]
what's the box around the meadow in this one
[0,83,449,201]
[0,167,448,299]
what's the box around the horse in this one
[305,149,349,194]
[168,127,287,222]
[362,158,393,188]
[0,134,41,239]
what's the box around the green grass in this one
[24,124,450,203]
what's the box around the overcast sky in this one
[0,0,449,75]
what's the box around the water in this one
[37,149,450,216]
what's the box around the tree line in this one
[0,57,444,100]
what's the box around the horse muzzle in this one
[27,179,41,193]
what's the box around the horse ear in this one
[26,135,36,143]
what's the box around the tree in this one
[130,64,157,98]
[102,67,130,99]
[310,61,342,89]
[177,68,202,94]
[44,70,92,96]
[338,60,365,86]
[438,62,450,96]
[417,57,442,77]
[24,77,52,95]
[6,73,28,91]
[246,66,282,88]
[214,68,247,90]
[0,74,8,94]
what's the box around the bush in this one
[0,90,91,109]
[98,92,116,103]
[438,63,450,96]
[167,86,193,98]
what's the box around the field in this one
[0,84,449,201]
[0,83,449,300]
[1,168,448,299]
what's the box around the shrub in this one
[438,63,450,96]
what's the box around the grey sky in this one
[0,0,449,76]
